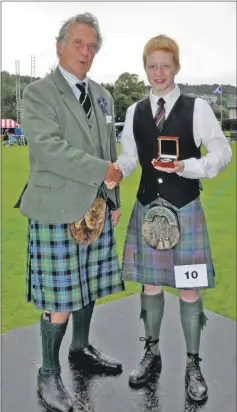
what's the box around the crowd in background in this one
[1,128,27,146]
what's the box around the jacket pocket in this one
[33,172,67,188]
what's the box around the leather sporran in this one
[69,188,107,246]
[142,204,180,251]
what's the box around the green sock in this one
[40,314,68,376]
[180,297,208,364]
[70,301,95,351]
[140,291,165,356]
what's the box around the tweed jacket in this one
[19,67,120,224]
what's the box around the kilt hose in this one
[122,196,215,289]
[26,206,124,312]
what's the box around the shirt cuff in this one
[176,158,201,179]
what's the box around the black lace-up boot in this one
[37,315,73,412]
[185,354,208,401]
[37,372,73,412]
[129,291,164,388]
[129,337,162,388]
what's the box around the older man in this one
[15,13,123,412]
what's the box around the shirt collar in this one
[58,64,88,90]
[150,84,180,107]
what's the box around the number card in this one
[174,264,208,288]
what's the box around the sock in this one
[70,301,95,351]
[140,291,165,356]
[40,314,68,376]
[180,297,208,364]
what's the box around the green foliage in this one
[213,105,229,120]
[114,72,145,93]
[1,71,40,120]
[222,107,229,119]
[222,118,237,130]
[103,72,146,121]
[101,82,115,98]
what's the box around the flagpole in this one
[220,85,223,129]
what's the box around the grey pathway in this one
[2,293,236,412]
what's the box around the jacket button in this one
[158,178,163,184]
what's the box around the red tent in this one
[1,119,19,128]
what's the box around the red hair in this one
[143,35,180,68]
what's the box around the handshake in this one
[104,161,123,190]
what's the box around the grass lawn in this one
[1,143,236,333]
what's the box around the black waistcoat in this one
[133,94,201,208]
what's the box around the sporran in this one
[142,202,180,250]
[69,186,107,246]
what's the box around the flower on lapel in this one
[98,96,110,116]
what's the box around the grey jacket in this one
[19,67,120,224]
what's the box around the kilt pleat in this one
[122,197,215,289]
[26,206,124,312]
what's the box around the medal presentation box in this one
[152,136,179,169]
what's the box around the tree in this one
[101,82,115,98]
[1,71,41,120]
[113,92,130,121]
[213,104,229,121]
[115,72,146,95]
[1,71,17,119]
[222,118,237,131]
[113,72,146,121]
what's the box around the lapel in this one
[88,80,109,157]
[51,67,91,138]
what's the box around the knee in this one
[43,311,70,323]
[144,284,163,295]
[179,289,200,302]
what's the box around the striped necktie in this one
[155,97,166,131]
[76,83,92,119]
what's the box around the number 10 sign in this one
[174,264,208,288]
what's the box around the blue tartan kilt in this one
[122,197,215,289]
[26,206,124,312]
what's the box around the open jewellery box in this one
[152,136,179,169]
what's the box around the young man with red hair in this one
[108,34,231,401]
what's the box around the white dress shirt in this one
[58,64,88,101]
[117,84,232,179]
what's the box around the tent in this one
[1,119,19,129]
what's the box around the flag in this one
[212,85,222,95]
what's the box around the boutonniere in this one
[98,96,110,116]
[98,96,112,123]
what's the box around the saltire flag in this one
[212,85,222,95]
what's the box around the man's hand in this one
[104,162,122,189]
[111,208,121,226]
[151,159,185,174]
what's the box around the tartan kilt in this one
[26,206,124,312]
[122,197,215,289]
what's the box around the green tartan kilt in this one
[26,206,124,312]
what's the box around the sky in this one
[2,1,237,86]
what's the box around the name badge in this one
[106,115,112,124]
[174,264,208,288]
